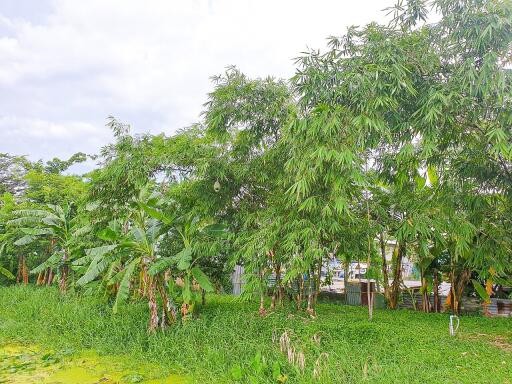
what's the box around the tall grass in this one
[0,286,511,383]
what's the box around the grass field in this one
[0,286,511,383]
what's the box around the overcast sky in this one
[0,0,395,173]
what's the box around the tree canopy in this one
[1,0,511,325]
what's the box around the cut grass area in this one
[0,286,511,383]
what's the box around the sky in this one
[0,0,395,173]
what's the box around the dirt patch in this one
[464,332,512,353]
[491,336,512,353]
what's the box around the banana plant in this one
[147,214,224,320]
[77,189,179,331]
[8,203,90,292]
[0,244,15,281]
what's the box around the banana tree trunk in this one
[157,278,176,326]
[16,255,28,285]
[47,268,54,286]
[148,277,159,332]
[38,269,47,286]
[59,251,69,293]
[201,288,206,306]
[140,266,150,298]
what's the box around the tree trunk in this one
[482,279,493,316]
[344,260,349,304]
[259,290,266,316]
[433,269,440,313]
[268,250,277,310]
[380,233,391,305]
[148,278,159,332]
[59,265,68,293]
[313,257,322,306]
[58,250,69,293]
[47,268,54,286]
[420,269,431,313]
[306,271,315,316]
[450,268,471,315]
[201,288,206,306]
[17,255,28,285]
[39,269,48,286]
[140,265,150,298]
[258,267,267,316]
[275,264,284,307]
[295,276,303,310]
[389,242,405,309]
[157,278,176,326]
[270,260,277,311]
[366,234,373,321]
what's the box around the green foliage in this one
[0,265,14,280]
[113,257,139,314]
[43,152,87,174]
[0,0,510,342]
[24,170,88,205]
[191,267,214,293]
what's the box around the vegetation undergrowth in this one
[1,286,511,384]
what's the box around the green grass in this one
[0,286,511,383]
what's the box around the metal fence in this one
[398,293,512,316]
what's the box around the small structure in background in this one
[488,297,512,317]
[231,265,244,295]
[345,280,386,309]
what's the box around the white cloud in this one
[0,0,395,172]
[0,116,112,159]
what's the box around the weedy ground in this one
[0,286,511,383]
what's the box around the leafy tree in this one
[43,152,87,174]
[0,154,30,196]
[8,203,90,292]
[24,170,88,205]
